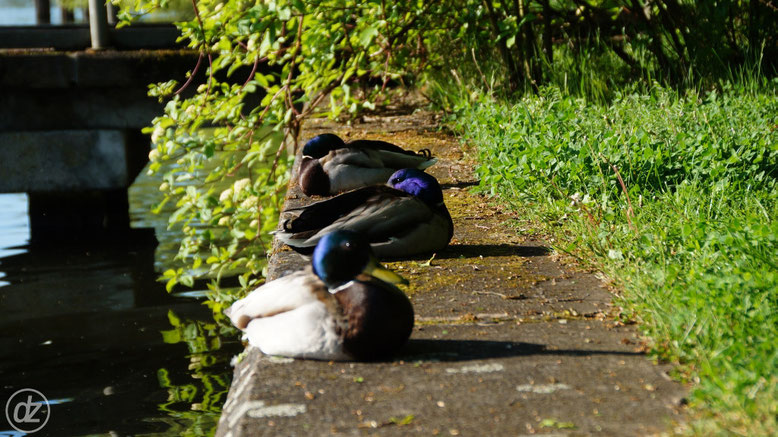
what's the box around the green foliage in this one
[119,0,778,307]
[120,0,454,302]
[460,83,778,434]
[465,84,778,200]
[423,0,778,100]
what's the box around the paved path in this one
[216,110,687,436]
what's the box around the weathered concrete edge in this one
[213,120,690,436]
[215,148,310,437]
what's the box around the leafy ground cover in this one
[457,83,778,434]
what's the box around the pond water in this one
[0,167,242,436]
[0,0,85,25]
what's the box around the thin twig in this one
[246,165,267,254]
[174,52,203,95]
[265,130,291,185]
[380,46,391,92]
[471,47,490,91]
[196,52,214,117]
[260,85,288,121]
[283,16,305,118]
[191,0,206,38]
[299,76,345,119]
[608,162,637,231]
[240,55,260,92]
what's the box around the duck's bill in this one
[364,257,409,285]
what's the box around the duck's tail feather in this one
[417,157,438,170]
[416,148,433,158]
[274,231,318,254]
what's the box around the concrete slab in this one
[216,110,687,436]
[0,50,196,89]
[0,88,165,130]
[0,130,128,192]
[0,24,184,51]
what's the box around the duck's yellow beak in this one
[364,257,409,285]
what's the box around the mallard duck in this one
[277,168,453,258]
[298,133,438,196]
[226,230,414,361]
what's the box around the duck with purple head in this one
[298,133,437,196]
[226,230,414,361]
[277,168,453,258]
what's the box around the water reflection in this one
[0,193,29,264]
[155,312,236,436]
[0,0,84,25]
[0,183,240,435]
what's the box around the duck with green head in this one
[298,133,438,196]
[278,168,453,259]
[226,230,414,361]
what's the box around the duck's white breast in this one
[243,300,350,361]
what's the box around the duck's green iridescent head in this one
[303,134,345,158]
[312,231,407,289]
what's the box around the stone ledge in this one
[214,119,687,436]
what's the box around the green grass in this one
[456,83,778,434]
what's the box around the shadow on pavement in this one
[400,339,645,362]
[400,339,542,362]
[440,180,480,190]
[435,243,551,259]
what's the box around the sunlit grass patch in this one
[458,83,778,434]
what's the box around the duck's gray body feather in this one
[300,147,437,196]
[276,186,453,259]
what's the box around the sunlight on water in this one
[0,0,190,26]
[0,0,75,25]
[0,193,30,286]
[0,189,239,436]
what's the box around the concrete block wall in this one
[0,49,197,238]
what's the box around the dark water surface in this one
[0,170,242,436]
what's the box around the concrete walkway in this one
[216,109,687,436]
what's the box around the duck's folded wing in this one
[281,186,404,234]
[288,195,436,249]
[322,153,396,192]
[372,150,438,170]
[369,209,453,258]
[323,149,382,168]
[346,139,413,155]
[226,269,327,330]
[336,141,437,170]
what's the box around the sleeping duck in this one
[277,168,453,258]
[226,230,414,361]
[298,133,438,196]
